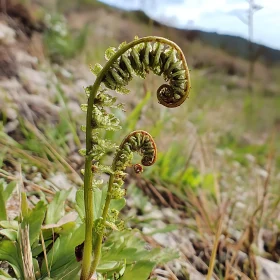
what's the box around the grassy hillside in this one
[186,29,280,65]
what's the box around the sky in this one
[99,0,280,50]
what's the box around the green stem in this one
[88,174,115,277]
[81,36,190,280]
[80,156,94,279]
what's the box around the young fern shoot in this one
[79,36,191,280]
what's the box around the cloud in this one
[151,0,280,49]
[99,0,280,49]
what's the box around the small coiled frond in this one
[107,130,156,201]
[92,36,191,108]
[113,130,157,172]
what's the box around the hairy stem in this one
[81,36,190,279]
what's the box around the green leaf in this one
[93,188,107,219]
[101,230,153,263]
[97,261,121,272]
[0,229,17,241]
[110,198,126,212]
[32,240,52,257]
[48,262,80,280]
[20,192,29,218]
[0,267,15,277]
[0,240,24,278]
[45,190,71,224]
[0,275,17,280]
[120,261,155,280]
[118,41,127,49]
[32,258,40,279]
[94,91,120,109]
[40,223,85,279]
[2,181,17,202]
[78,148,86,156]
[105,47,117,61]
[0,221,18,230]
[75,189,84,220]
[26,201,47,245]
[92,106,121,131]
[89,137,118,160]
[0,180,17,220]
[75,187,107,220]
[0,190,6,221]
[100,229,178,276]
[91,63,103,76]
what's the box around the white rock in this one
[0,22,16,45]
[49,173,76,201]
[257,168,268,178]
[246,153,256,162]
[258,256,280,280]
[153,232,177,248]
[15,50,38,66]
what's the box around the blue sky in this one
[99,0,280,50]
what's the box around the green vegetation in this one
[44,13,88,62]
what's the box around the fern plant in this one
[79,36,191,280]
[0,36,190,280]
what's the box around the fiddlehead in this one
[111,130,156,198]
[80,36,191,280]
[92,36,190,108]
[114,130,157,172]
